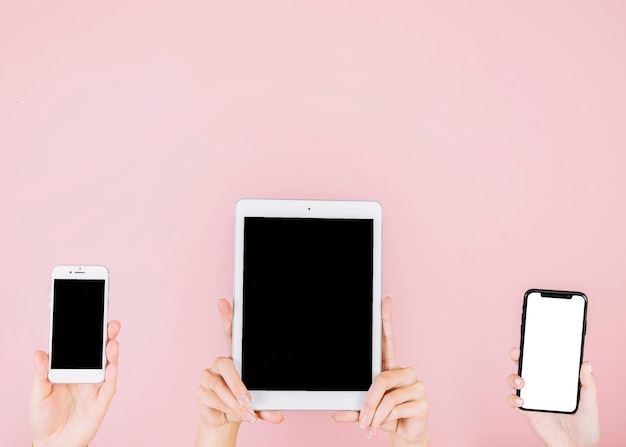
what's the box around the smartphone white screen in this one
[519,291,586,413]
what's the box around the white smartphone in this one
[517,289,587,413]
[48,265,110,384]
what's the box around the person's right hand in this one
[30,320,121,447]
[195,298,283,447]
[506,347,600,447]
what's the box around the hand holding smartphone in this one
[48,265,110,383]
[517,289,587,413]
[31,265,119,447]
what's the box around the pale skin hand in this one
[30,320,121,447]
[333,296,430,447]
[196,296,428,447]
[507,347,600,447]
[195,299,283,447]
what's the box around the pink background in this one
[1,1,625,445]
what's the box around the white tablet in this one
[232,199,382,410]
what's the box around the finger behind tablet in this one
[332,410,359,423]
[257,410,285,424]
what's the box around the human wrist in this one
[391,431,430,447]
[33,443,88,447]
[196,422,240,447]
[544,441,598,447]
[543,439,599,447]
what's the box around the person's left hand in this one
[30,320,121,447]
[333,296,429,447]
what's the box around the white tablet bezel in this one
[232,198,382,410]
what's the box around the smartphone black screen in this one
[242,217,373,391]
[51,279,106,369]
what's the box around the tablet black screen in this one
[242,217,373,391]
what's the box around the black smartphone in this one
[517,289,587,413]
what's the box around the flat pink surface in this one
[2,1,625,445]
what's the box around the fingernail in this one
[515,397,523,406]
[359,414,368,429]
[239,393,251,406]
[366,427,375,439]
[242,410,256,423]
[514,378,523,387]
[588,363,593,373]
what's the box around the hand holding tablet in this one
[333,296,430,445]
[195,198,430,446]
[196,299,284,432]
[196,296,430,447]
